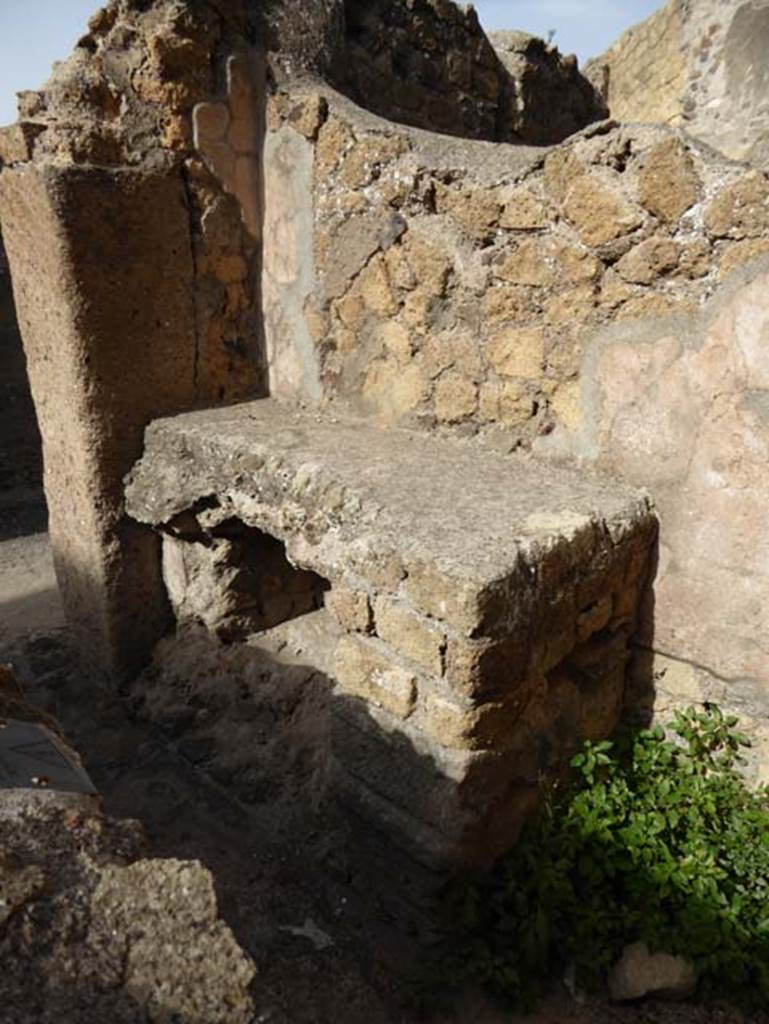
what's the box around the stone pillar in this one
[0,163,198,680]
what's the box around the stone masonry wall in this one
[537,258,769,785]
[0,0,270,676]
[489,29,607,146]
[335,0,605,144]
[585,0,769,169]
[339,0,506,141]
[263,82,769,772]
[4,0,769,792]
[265,86,769,447]
[0,0,603,678]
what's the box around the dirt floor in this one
[2,535,764,1023]
[0,268,764,1023]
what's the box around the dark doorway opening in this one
[0,230,45,541]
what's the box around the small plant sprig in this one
[430,705,769,1011]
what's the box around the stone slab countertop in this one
[125,399,654,635]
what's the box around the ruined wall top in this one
[586,0,769,168]
[333,1,606,144]
[0,0,605,174]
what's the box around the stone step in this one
[125,398,656,870]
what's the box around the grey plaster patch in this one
[743,389,769,424]
[322,210,407,301]
[263,126,322,402]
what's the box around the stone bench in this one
[125,398,656,874]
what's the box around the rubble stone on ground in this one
[609,942,696,1003]
[0,668,256,1024]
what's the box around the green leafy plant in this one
[431,705,769,1010]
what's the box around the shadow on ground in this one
[0,240,45,544]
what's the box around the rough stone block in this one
[562,171,644,246]
[0,163,198,679]
[374,597,445,676]
[616,236,679,285]
[0,122,44,165]
[433,372,478,422]
[488,326,545,378]
[705,171,769,239]
[126,400,655,644]
[576,593,613,643]
[496,239,556,286]
[415,688,525,750]
[326,585,372,633]
[443,634,530,698]
[638,137,701,222]
[334,634,417,719]
[499,186,550,230]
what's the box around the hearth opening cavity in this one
[162,519,330,642]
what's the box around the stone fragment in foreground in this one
[0,669,256,1024]
[609,941,696,1002]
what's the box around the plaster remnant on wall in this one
[263,127,323,402]
[537,258,769,710]
[193,52,265,240]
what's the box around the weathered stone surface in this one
[488,327,545,378]
[336,1,604,146]
[362,357,429,422]
[124,398,654,871]
[587,0,769,168]
[0,857,45,928]
[496,239,556,287]
[616,237,679,285]
[539,261,769,704]
[704,171,769,239]
[10,0,769,906]
[125,399,653,642]
[0,676,256,1023]
[499,186,550,230]
[585,2,686,128]
[0,123,44,165]
[482,284,534,324]
[562,171,644,247]
[335,634,417,719]
[719,238,769,280]
[293,93,743,456]
[609,942,695,1003]
[374,597,445,675]
[91,859,255,1023]
[433,372,478,422]
[0,164,199,680]
[162,529,328,641]
[338,134,406,189]
[326,584,372,633]
[416,690,522,751]
[193,53,265,238]
[488,30,607,145]
[263,125,322,402]
[443,635,529,700]
[638,138,701,222]
[337,0,505,142]
[0,0,276,677]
